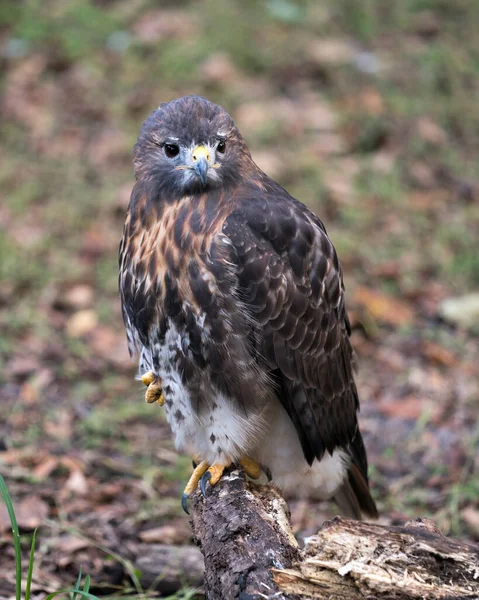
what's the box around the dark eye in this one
[164,143,179,158]
[217,140,226,154]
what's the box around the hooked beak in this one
[191,145,210,187]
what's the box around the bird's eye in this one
[217,140,226,154]
[164,143,180,158]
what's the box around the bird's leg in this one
[141,371,164,406]
[239,456,262,480]
[182,460,209,514]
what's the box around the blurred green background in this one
[1,0,478,596]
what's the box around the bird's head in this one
[133,96,252,197]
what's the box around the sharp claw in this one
[181,493,190,515]
[200,471,212,498]
[262,464,273,482]
[192,460,197,469]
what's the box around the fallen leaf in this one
[353,286,415,327]
[56,534,90,553]
[200,53,238,84]
[57,284,94,311]
[421,341,457,368]
[132,10,195,43]
[408,162,436,189]
[32,455,60,480]
[308,38,354,67]
[66,309,98,337]
[7,356,40,378]
[358,87,384,115]
[64,470,88,495]
[417,117,447,146]
[461,507,479,536]
[44,409,73,441]
[440,294,479,330]
[139,523,190,544]
[377,395,439,421]
[15,496,49,529]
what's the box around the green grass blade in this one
[0,474,22,600]
[82,575,90,594]
[72,568,83,600]
[25,527,38,600]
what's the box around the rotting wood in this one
[190,467,479,600]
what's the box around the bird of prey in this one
[119,95,377,519]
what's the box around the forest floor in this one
[0,1,478,597]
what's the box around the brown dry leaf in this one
[358,87,384,114]
[200,53,238,84]
[440,293,479,330]
[422,341,457,368]
[308,38,354,67]
[44,409,73,441]
[461,507,479,536]
[408,162,436,189]
[88,127,130,167]
[89,325,122,358]
[64,470,88,496]
[15,495,49,529]
[132,10,196,43]
[7,356,40,378]
[32,455,60,480]
[19,382,38,405]
[139,522,190,544]
[377,396,439,421]
[354,286,415,327]
[236,97,337,139]
[59,285,94,311]
[89,325,131,367]
[353,286,414,327]
[417,117,447,146]
[66,309,98,337]
[56,534,90,554]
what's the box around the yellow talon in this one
[207,463,227,486]
[240,456,262,480]
[183,460,209,496]
[142,371,164,405]
[180,458,259,513]
[141,371,155,386]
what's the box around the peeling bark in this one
[190,468,479,599]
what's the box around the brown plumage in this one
[119,95,377,518]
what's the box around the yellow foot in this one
[141,371,164,406]
[181,461,229,514]
[240,456,262,480]
[182,460,209,514]
[206,463,227,486]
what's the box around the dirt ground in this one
[1,1,478,597]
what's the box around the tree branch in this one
[190,468,479,599]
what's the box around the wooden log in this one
[190,468,479,600]
[135,544,204,594]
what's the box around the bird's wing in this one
[221,177,364,474]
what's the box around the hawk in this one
[119,95,377,519]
